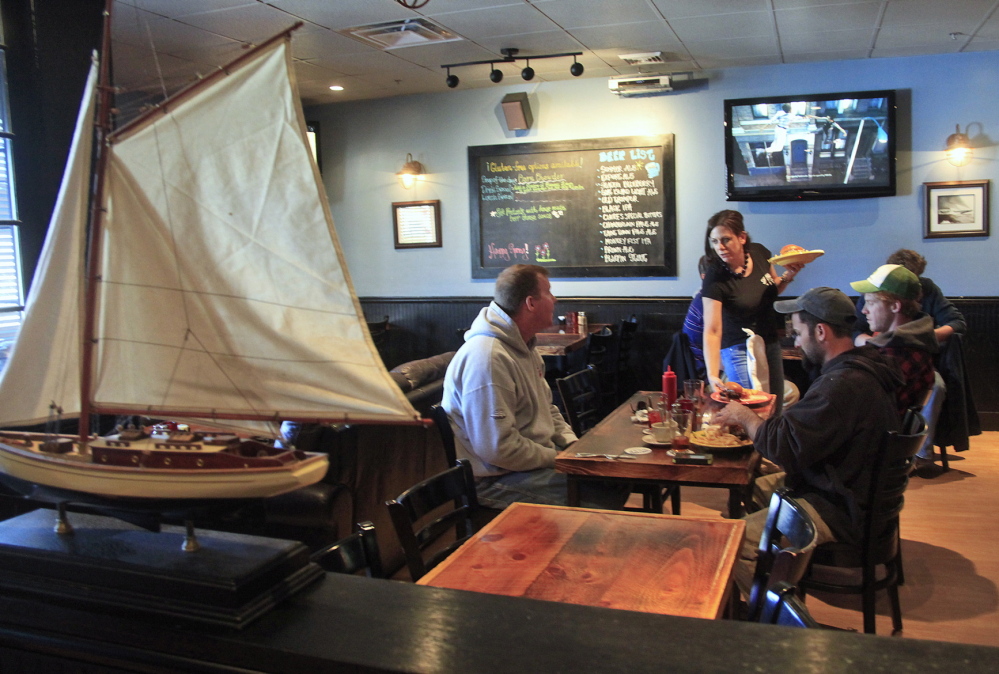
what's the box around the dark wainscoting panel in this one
[362,296,999,431]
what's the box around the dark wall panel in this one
[362,296,999,432]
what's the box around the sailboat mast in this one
[78,0,116,444]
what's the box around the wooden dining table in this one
[555,390,775,518]
[417,502,745,620]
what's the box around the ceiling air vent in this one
[618,52,665,66]
[341,18,462,50]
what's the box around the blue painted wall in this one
[306,50,997,299]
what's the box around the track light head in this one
[446,72,459,88]
[570,57,584,77]
[522,66,535,81]
[489,66,504,83]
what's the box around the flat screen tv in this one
[724,89,896,201]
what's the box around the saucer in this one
[624,446,652,455]
[643,437,673,447]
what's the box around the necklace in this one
[732,250,750,278]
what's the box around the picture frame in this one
[924,180,990,239]
[393,200,442,249]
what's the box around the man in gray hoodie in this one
[443,264,627,509]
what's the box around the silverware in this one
[574,453,637,460]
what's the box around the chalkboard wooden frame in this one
[393,200,442,249]
[469,135,676,279]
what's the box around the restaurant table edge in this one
[0,570,997,673]
[418,502,746,621]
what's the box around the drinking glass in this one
[684,379,704,400]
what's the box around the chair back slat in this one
[556,365,603,437]
[747,489,818,622]
[386,459,481,581]
[430,404,457,467]
[760,582,819,628]
[310,521,384,578]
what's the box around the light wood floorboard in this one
[642,432,999,645]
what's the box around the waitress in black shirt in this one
[701,210,803,414]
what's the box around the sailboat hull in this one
[0,441,329,501]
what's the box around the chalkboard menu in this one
[469,135,676,279]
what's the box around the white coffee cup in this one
[648,421,674,443]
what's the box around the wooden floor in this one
[649,432,999,646]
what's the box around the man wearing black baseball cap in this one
[713,286,903,596]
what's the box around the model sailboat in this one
[0,23,419,501]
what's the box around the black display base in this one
[0,509,324,629]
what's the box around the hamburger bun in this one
[780,244,806,256]
[724,381,745,395]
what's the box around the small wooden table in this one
[535,323,610,358]
[418,502,745,620]
[555,391,773,517]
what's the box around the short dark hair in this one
[704,210,752,265]
[494,264,547,315]
[886,249,927,277]
[796,310,851,339]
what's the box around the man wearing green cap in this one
[850,264,938,421]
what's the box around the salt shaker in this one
[577,311,587,335]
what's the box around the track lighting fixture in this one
[521,59,535,81]
[441,48,583,89]
[394,0,430,8]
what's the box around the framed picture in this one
[924,180,990,239]
[393,200,442,249]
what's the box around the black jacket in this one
[754,345,902,544]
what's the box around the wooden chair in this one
[760,582,820,628]
[310,521,384,578]
[558,365,676,515]
[555,365,604,437]
[386,459,481,582]
[746,489,818,622]
[430,404,457,467]
[585,331,619,415]
[798,415,927,634]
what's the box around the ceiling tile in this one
[117,0,258,19]
[531,0,663,29]
[567,21,682,52]
[685,35,781,60]
[428,5,562,40]
[171,2,296,43]
[474,30,585,55]
[776,3,883,33]
[784,49,870,63]
[780,28,873,53]
[881,0,997,27]
[650,0,771,20]
[876,24,979,50]
[669,11,775,42]
[263,0,413,30]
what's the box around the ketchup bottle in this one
[662,366,677,408]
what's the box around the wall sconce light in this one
[397,153,426,189]
[946,124,972,166]
[441,48,583,89]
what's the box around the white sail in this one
[94,39,417,431]
[0,58,96,427]
[0,37,418,438]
